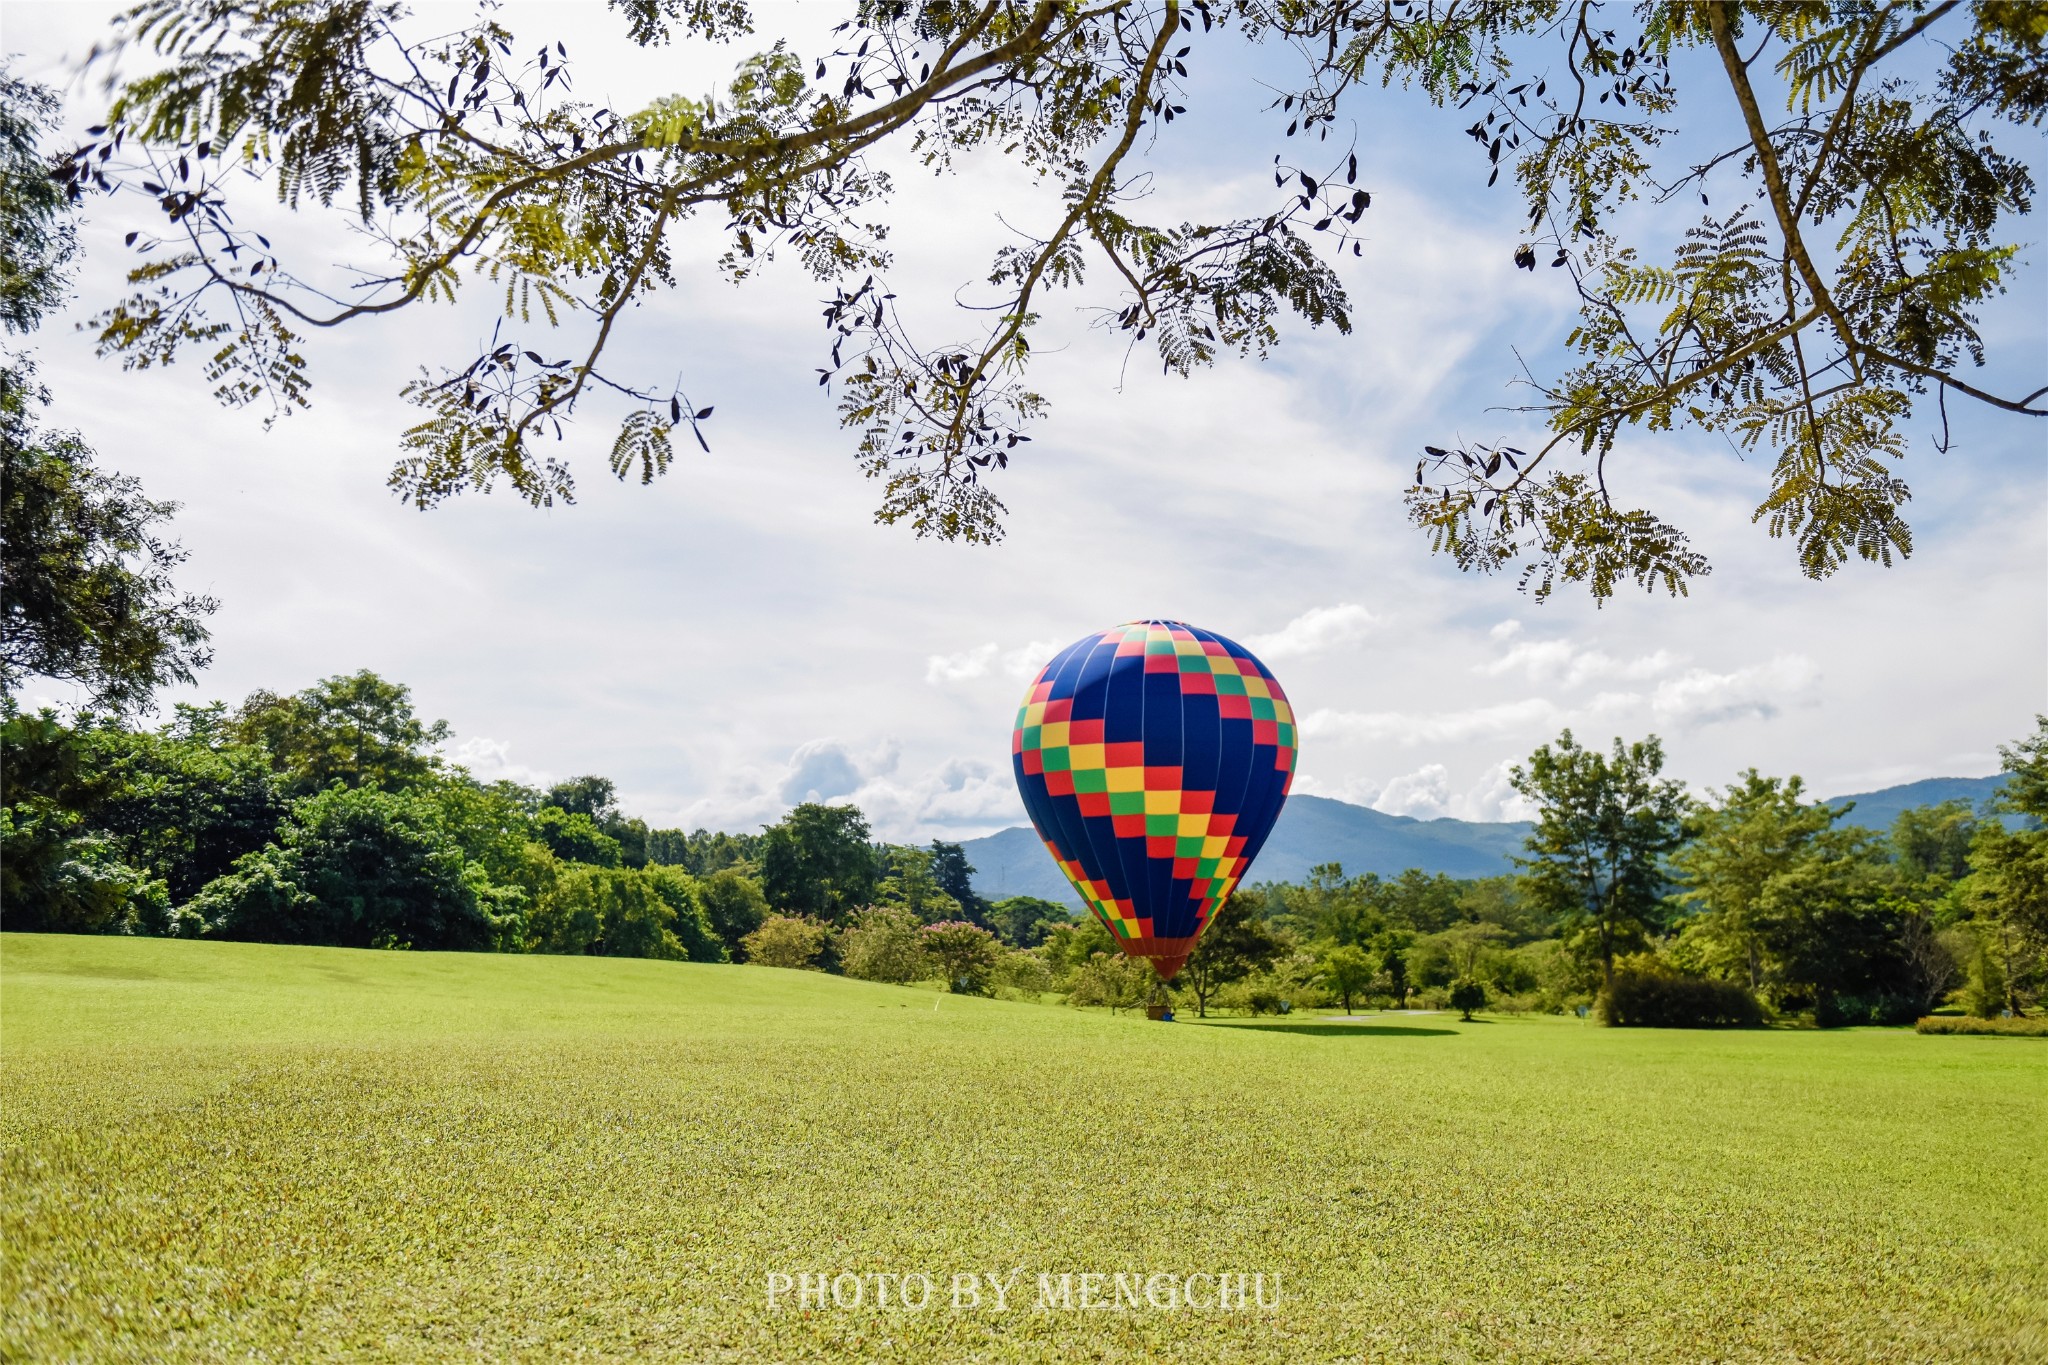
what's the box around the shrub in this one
[1448,977,1488,1021]
[921,919,1000,994]
[0,813,168,935]
[991,947,1054,998]
[839,906,929,984]
[1915,1015,2048,1037]
[1246,984,1290,1015]
[527,865,722,961]
[586,868,683,958]
[1598,971,1764,1028]
[1813,992,1920,1029]
[191,786,508,951]
[1066,952,1151,1012]
[1215,968,1294,1015]
[741,913,830,970]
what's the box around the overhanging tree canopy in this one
[57,0,2047,598]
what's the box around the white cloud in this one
[1339,758,1537,823]
[667,778,786,838]
[776,738,898,803]
[841,758,1026,841]
[927,638,1068,685]
[1245,603,1380,659]
[665,741,1020,842]
[1301,698,1563,746]
[926,643,998,684]
[1373,764,1452,818]
[1479,637,1679,687]
[1002,639,1065,680]
[1650,656,1819,728]
[1489,619,1524,641]
[1289,771,1385,806]
[439,736,550,787]
[1447,759,1539,823]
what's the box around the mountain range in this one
[963,774,2008,908]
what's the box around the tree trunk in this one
[2002,926,2025,1016]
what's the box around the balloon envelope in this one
[1011,620,1297,981]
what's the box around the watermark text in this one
[763,1269,1281,1312]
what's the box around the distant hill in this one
[964,795,1531,907]
[1825,774,2006,831]
[963,775,2009,908]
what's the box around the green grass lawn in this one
[4,934,2044,1363]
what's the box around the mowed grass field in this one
[3,935,2044,1363]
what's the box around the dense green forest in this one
[3,670,2042,1028]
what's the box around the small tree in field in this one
[1513,730,1688,991]
[921,920,999,995]
[1318,943,1377,1015]
[1180,889,1285,1018]
[1449,978,1488,1022]
[740,913,829,970]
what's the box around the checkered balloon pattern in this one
[1011,621,1297,981]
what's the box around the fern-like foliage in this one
[1395,0,2043,600]
[45,0,2046,596]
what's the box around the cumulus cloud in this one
[1489,619,1524,641]
[839,757,1026,841]
[1305,758,1536,822]
[926,639,1066,685]
[1289,771,1385,806]
[440,736,550,787]
[926,643,998,684]
[1373,764,1452,818]
[666,739,1020,841]
[1448,758,1539,822]
[1650,655,1819,727]
[1300,697,1562,746]
[776,737,897,803]
[1245,603,1379,659]
[1002,639,1065,680]
[1478,637,1679,687]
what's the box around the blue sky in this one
[9,2,2045,839]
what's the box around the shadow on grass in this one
[1187,1021,1459,1038]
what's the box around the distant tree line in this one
[5,663,2040,1029]
[1202,722,2046,1028]
[0,669,1066,972]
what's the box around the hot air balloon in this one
[1011,621,1297,983]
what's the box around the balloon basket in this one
[1145,1003,1175,1022]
